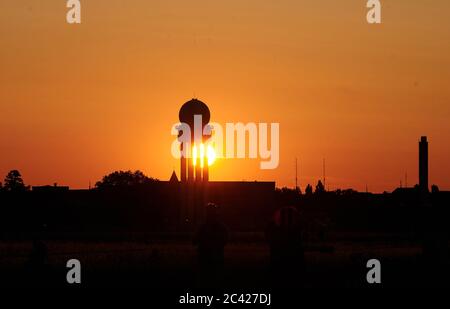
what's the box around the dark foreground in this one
[0,238,448,288]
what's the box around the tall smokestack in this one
[419,136,428,192]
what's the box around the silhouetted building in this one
[32,184,69,193]
[419,136,429,192]
[178,99,211,183]
[169,171,179,183]
[174,99,277,231]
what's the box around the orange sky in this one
[1,0,449,192]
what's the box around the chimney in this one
[419,136,428,192]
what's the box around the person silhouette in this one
[25,238,49,286]
[30,238,48,267]
[266,206,305,287]
[193,203,228,287]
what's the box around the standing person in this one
[266,206,305,287]
[193,203,228,286]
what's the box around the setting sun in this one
[192,143,216,168]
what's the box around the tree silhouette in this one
[431,184,439,194]
[3,170,28,192]
[95,170,158,189]
[315,180,325,194]
[305,184,313,196]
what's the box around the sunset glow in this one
[207,145,216,167]
[1,1,450,192]
[192,144,198,167]
[192,143,215,168]
[1,0,449,291]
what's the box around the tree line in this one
[0,169,159,192]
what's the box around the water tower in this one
[178,98,211,183]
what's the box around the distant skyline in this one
[1,1,450,192]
